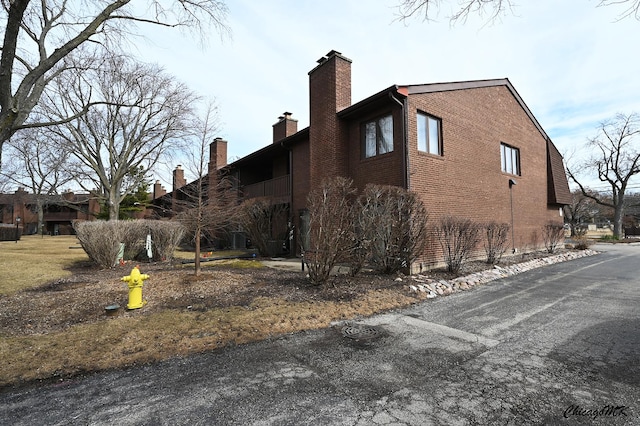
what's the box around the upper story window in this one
[501,143,520,175]
[363,114,393,158]
[417,112,442,155]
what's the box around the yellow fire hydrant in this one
[121,266,149,310]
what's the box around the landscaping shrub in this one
[573,236,593,250]
[149,220,184,261]
[435,216,481,273]
[74,220,127,268]
[73,220,184,268]
[358,185,429,274]
[303,177,357,285]
[542,221,565,253]
[483,222,510,264]
[239,198,289,257]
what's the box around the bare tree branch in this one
[567,112,640,238]
[0,0,229,169]
[395,0,640,23]
[598,0,640,20]
[42,52,199,220]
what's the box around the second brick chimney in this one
[173,165,186,192]
[272,112,298,143]
[209,137,228,171]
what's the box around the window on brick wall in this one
[417,112,442,155]
[500,143,520,175]
[363,114,393,158]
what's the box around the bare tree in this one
[395,0,640,23]
[175,102,239,276]
[44,54,197,220]
[1,124,75,234]
[239,197,289,257]
[563,190,600,237]
[0,0,229,170]
[567,112,640,238]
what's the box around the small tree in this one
[542,221,565,253]
[484,222,510,264]
[175,103,238,276]
[435,216,481,273]
[359,185,429,274]
[303,177,356,285]
[239,197,289,257]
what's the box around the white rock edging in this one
[409,249,599,296]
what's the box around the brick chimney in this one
[153,180,166,199]
[308,50,352,189]
[209,137,228,171]
[272,112,298,143]
[173,165,186,191]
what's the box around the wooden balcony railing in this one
[43,212,81,221]
[243,175,290,201]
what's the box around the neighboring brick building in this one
[160,50,571,266]
[0,189,100,235]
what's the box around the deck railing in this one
[243,175,290,201]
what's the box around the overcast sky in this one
[134,0,639,190]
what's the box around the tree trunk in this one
[37,198,45,236]
[194,227,201,276]
[108,188,120,220]
[613,202,624,239]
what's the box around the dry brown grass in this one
[0,235,89,295]
[0,237,424,388]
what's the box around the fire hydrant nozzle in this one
[121,266,149,310]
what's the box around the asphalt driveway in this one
[1,243,639,425]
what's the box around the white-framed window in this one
[417,112,442,155]
[363,114,393,158]
[501,143,520,175]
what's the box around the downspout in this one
[281,139,294,254]
[389,90,410,190]
[280,139,294,209]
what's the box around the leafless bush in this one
[484,222,510,264]
[359,185,429,274]
[149,220,185,261]
[119,221,147,260]
[574,224,588,237]
[435,216,481,273]
[572,235,593,250]
[542,221,565,253]
[73,220,184,267]
[303,177,356,285]
[239,198,289,257]
[73,220,127,268]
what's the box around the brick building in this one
[0,188,100,236]
[159,50,571,266]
